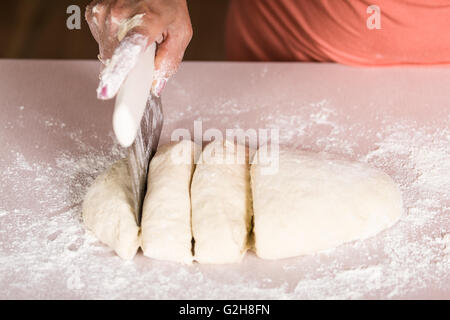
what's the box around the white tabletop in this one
[0,59,448,299]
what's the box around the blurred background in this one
[0,0,229,60]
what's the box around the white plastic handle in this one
[113,42,156,147]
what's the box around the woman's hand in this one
[86,0,192,98]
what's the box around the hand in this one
[86,0,193,99]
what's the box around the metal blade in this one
[127,94,163,226]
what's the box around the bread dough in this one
[82,143,402,264]
[141,140,197,264]
[251,149,403,260]
[191,139,252,264]
[82,159,140,260]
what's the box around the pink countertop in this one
[0,59,448,299]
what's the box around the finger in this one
[109,0,139,40]
[85,1,108,44]
[97,32,148,100]
[116,13,147,42]
[93,1,137,62]
[95,6,168,99]
[96,10,167,100]
[152,29,191,96]
[130,15,166,48]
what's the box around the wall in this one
[0,0,229,60]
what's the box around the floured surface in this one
[0,60,448,299]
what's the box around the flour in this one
[0,90,449,299]
[97,33,148,100]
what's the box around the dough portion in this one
[82,159,140,260]
[191,139,252,264]
[141,140,197,264]
[251,149,403,260]
[82,144,403,263]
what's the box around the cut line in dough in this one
[82,142,403,264]
[191,139,253,264]
[141,140,198,264]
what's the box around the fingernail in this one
[98,86,108,99]
[96,34,147,100]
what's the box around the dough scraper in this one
[112,42,163,226]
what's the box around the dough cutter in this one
[112,42,163,226]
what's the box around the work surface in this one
[0,60,448,299]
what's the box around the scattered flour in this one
[0,91,448,299]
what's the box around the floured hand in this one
[85,0,193,99]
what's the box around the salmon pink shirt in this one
[225,0,450,66]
